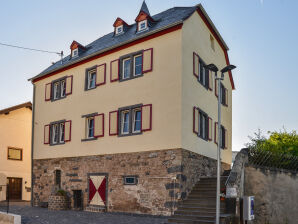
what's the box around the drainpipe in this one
[30,84,36,206]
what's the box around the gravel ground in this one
[0,206,167,224]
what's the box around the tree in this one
[246,129,298,156]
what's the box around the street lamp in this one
[205,63,236,224]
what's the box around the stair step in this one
[178,204,225,210]
[174,210,216,216]
[172,214,215,221]
[168,217,214,223]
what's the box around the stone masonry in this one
[33,148,230,216]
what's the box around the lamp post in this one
[205,63,236,224]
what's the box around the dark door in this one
[73,190,83,209]
[7,178,22,200]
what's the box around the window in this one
[116,25,123,35]
[198,59,209,89]
[72,48,78,57]
[120,51,143,81]
[55,170,61,188]
[220,84,228,106]
[52,78,66,101]
[7,147,22,161]
[123,176,138,185]
[119,105,142,136]
[122,58,131,80]
[87,117,95,139]
[138,20,147,32]
[50,121,65,145]
[220,126,226,149]
[198,110,209,141]
[210,35,215,51]
[132,109,141,133]
[87,69,96,90]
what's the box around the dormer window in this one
[116,25,124,35]
[72,48,78,58]
[138,20,148,32]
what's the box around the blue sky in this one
[0,0,297,151]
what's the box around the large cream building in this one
[0,102,32,201]
[29,3,235,215]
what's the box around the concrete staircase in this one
[166,177,227,224]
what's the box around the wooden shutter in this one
[44,124,50,144]
[96,63,106,86]
[65,76,73,95]
[225,88,228,106]
[94,113,104,138]
[64,120,72,142]
[214,122,218,144]
[142,48,153,73]
[224,129,228,149]
[45,83,52,101]
[208,117,212,141]
[109,111,118,136]
[209,71,213,90]
[141,104,152,131]
[215,79,218,97]
[193,107,199,134]
[193,52,199,78]
[110,59,119,82]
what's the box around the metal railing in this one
[248,148,298,172]
[0,184,9,214]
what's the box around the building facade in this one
[30,3,235,215]
[0,102,32,201]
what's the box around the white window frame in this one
[87,117,95,139]
[121,110,130,134]
[87,70,96,89]
[133,54,143,77]
[72,48,78,57]
[60,80,66,97]
[52,124,59,144]
[53,82,59,100]
[132,109,141,133]
[116,25,123,35]
[138,20,148,32]
[59,123,65,143]
[122,58,131,80]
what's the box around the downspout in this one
[30,84,36,206]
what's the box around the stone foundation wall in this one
[33,148,230,216]
[48,195,69,210]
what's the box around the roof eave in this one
[0,102,32,115]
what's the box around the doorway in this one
[7,177,22,200]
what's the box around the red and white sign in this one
[89,175,106,206]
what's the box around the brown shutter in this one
[208,117,212,141]
[193,52,199,78]
[225,128,228,149]
[45,83,52,101]
[193,107,199,134]
[141,104,152,131]
[142,48,153,73]
[94,113,104,138]
[96,63,106,86]
[109,111,119,136]
[209,71,213,90]
[215,79,218,97]
[225,88,228,106]
[64,120,72,142]
[65,76,73,95]
[214,122,218,144]
[44,124,50,144]
[110,59,119,82]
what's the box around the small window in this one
[134,54,143,76]
[198,60,209,89]
[116,25,123,35]
[132,109,141,133]
[220,126,226,149]
[72,48,78,57]
[122,58,131,79]
[210,35,215,51]
[121,110,130,134]
[50,121,65,145]
[7,147,22,161]
[87,117,95,138]
[55,170,61,188]
[87,70,96,90]
[123,176,138,185]
[198,110,208,141]
[220,84,227,106]
[138,20,147,32]
[52,78,66,101]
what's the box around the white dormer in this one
[115,25,124,35]
[72,48,78,58]
[138,20,148,32]
[70,40,86,59]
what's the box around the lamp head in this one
[204,63,218,72]
[221,65,236,73]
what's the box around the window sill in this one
[197,134,208,142]
[119,73,143,82]
[118,131,142,137]
[50,142,65,146]
[81,138,97,142]
[51,96,67,102]
[85,86,97,92]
